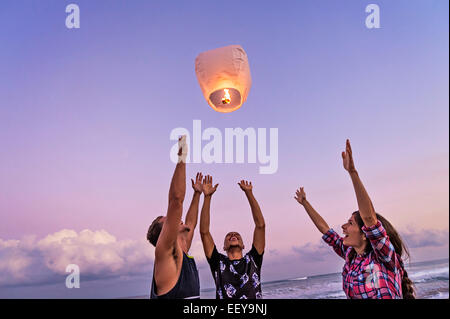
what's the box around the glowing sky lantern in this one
[195,45,252,113]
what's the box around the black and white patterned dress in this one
[207,245,263,299]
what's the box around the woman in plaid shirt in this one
[294,140,415,299]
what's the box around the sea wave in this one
[409,266,449,283]
[430,291,449,299]
[315,291,346,299]
[289,276,308,281]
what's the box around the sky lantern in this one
[195,45,252,113]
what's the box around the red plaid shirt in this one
[322,220,404,299]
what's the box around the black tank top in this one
[150,252,200,299]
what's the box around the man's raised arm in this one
[156,136,187,254]
[238,180,265,255]
[184,172,203,251]
[200,175,218,259]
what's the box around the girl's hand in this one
[295,187,306,205]
[342,139,356,173]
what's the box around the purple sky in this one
[0,0,448,298]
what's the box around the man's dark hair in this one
[147,216,164,247]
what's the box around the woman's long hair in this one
[351,211,416,299]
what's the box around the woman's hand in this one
[295,187,307,205]
[342,139,357,173]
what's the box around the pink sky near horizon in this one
[1,142,448,252]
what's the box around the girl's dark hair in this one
[351,211,416,299]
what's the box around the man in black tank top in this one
[199,177,266,299]
[146,136,202,299]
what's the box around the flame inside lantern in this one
[221,89,231,104]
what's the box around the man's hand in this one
[178,135,188,163]
[202,175,218,197]
[239,179,265,254]
[294,187,306,205]
[342,139,356,173]
[191,172,203,194]
[238,180,253,194]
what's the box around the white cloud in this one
[401,229,449,249]
[292,242,335,262]
[0,229,154,287]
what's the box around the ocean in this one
[199,258,449,299]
